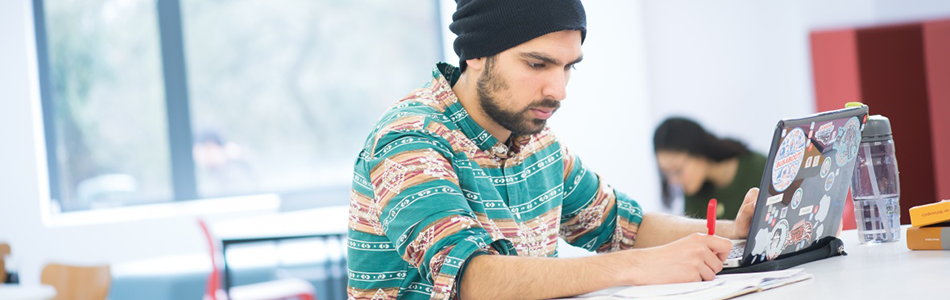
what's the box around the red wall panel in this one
[923,19,950,201]
[810,29,862,112]
[811,20,950,226]
[855,24,936,225]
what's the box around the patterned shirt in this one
[347,63,644,300]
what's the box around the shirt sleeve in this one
[364,126,508,299]
[558,144,644,253]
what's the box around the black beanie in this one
[450,0,587,72]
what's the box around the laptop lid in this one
[737,105,868,267]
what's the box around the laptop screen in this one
[740,106,868,266]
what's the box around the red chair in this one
[198,219,316,300]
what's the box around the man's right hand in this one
[610,233,733,285]
[459,232,734,300]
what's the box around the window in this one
[35,0,444,212]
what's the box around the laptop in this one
[723,105,869,268]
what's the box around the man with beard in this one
[347,1,759,299]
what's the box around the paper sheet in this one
[567,269,811,300]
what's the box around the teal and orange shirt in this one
[347,63,644,300]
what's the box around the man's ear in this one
[465,57,487,73]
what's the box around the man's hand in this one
[611,233,732,285]
[461,202,754,300]
[460,232,733,300]
[732,187,759,239]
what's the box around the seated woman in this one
[653,117,766,220]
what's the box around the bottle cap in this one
[862,115,893,142]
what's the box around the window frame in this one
[32,0,446,214]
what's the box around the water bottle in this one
[851,115,901,244]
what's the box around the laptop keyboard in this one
[728,241,745,259]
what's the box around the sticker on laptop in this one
[772,127,807,192]
[815,121,836,146]
[820,157,831,178]
[790,188,803,209]
[767,219,790,260]
[799,205,814,216]
[834,117,861,167]
[825,171,835,191]
[807,128,815,152]
[766,205,780,224]
[780,207,788,218]
[751,227,771,256]
[766,193,784,206]
[816,194,831,222]
[786,219,814,248]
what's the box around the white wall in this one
[642,1,811,155]
[549,1,659,211]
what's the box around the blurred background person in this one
[193,130,256,196]
[653,117,766,219]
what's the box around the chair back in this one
[40,263,111,300]
[197,218,225,300]
[0,243,9,283]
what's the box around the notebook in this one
[724,105,869,268]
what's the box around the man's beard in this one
[476,57,560,137]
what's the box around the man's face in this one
[473,30,583,137]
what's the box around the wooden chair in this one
[0,243,9,283]
[198,219,316,300]
[40,263,111,300]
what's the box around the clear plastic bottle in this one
[851,115,901,244]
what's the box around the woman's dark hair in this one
[653,117,750,210]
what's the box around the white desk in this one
[0,284,56,300]
[573,226,950,299]
[740,226,949,299]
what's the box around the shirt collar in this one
[432,62,508,155]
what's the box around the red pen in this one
[707,198,717,235]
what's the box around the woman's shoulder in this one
[733,152,767,186]
[740,151,768,168]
